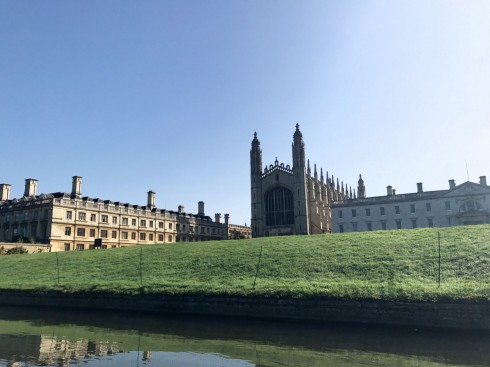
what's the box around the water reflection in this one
[0,305,489,367]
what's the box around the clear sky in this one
[1,1,489,225]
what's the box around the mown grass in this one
[0,225,489,302]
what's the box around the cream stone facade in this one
[331,176,490,233]
[0,177,250,252]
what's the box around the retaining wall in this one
[0,290,488,330]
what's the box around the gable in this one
[441,181,490,198]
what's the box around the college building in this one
[331,176,490,233]
[250,124,353,237]
[0,176,251,251]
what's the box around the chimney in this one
[178,205,184,214]
[24,178,38,197]
[147,191,155,209]
[215,213,221,223]
[224,213,230,226]
[449,179,456,189]
[198,201,205,216]
[392,189,396,195]
[417,182,423,193]
[386,185,393,196]
[480,176,487,187]
[72,176,82,196]
[0,184,11,201]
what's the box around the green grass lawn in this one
[1,225,490,302]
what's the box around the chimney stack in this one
[72,176,82,196]
[480,176,487,187]
[178,205,184,214]
[215,213,221,223]
[198,201,205,216]
[449,179,456,189]
[0,183,11,201]
[386,185,393,196]
[392,189,396,195]
[417,182,423,193]
[147,191,155,209]
[24,178,38,197]
[224,213,230,226]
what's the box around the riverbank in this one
[1,225,489,328]
[1,289,490,330]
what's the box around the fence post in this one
[139,247,143,286]
[252,245,263,290]
[56,252,60,285]
[438,231,441,287]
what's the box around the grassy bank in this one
[0,225,489,302]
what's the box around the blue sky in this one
[1,1,489,225]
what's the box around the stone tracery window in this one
[265,187,294,226]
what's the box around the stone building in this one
[0,176,250,251]
[250,124,352,237]
[331,176,490,233]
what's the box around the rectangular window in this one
[112,216,118,224]
[445,201,451,210]
[428,218,434,228]
[380,207,385,216]
[76,244,84,251]
[78,212,86,221]
[64,243,70,251]
[338,224,344,233]
[395,206,400,215]
[65,227,71,236]
[410,204,415,213]
[159,221,164,229]
[90,214,96,222]
[140,219,146,227]
[365,208,371,216]
[182,224,186,231]
[426,203,431,212]
[411,218,417,229]
[132,218,137,226]
[149,220,153,228]
[66,211,73,219]
[396,220,402,229]
[169,223,173,229]
[338,210,343,219]
[381,221,387,230]
[122,217,128,225]
[207,227,210,234]
[89,229,95,237]
[158,234,164,241]
[149,233,154,241]
[76,228,85,237]
[168,234,173,242]
[140,233,146,241]
[112,231,117,239]
[121,231,128,240]
[352,222,358,232]
[131,232,136,240]
[101,230,108,238]
[101,215,108,223]
[351,209,356,218]
[367,222,372,231]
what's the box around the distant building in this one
[250,124,352,237]
[0,176,250,251]
[331,176,490,233]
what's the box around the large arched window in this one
[265,187,294,226]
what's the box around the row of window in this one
[1,209,50,222]
[338,217,434,232]
[65,211,218,234]
[338,201,451,219]
[66,227,177,242]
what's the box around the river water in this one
[0,305,489,367]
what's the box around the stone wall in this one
[0,290,488,330]
[0,242,50,253]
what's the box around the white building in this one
[331,176,490,233]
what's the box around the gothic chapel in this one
[250,124,354,237]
